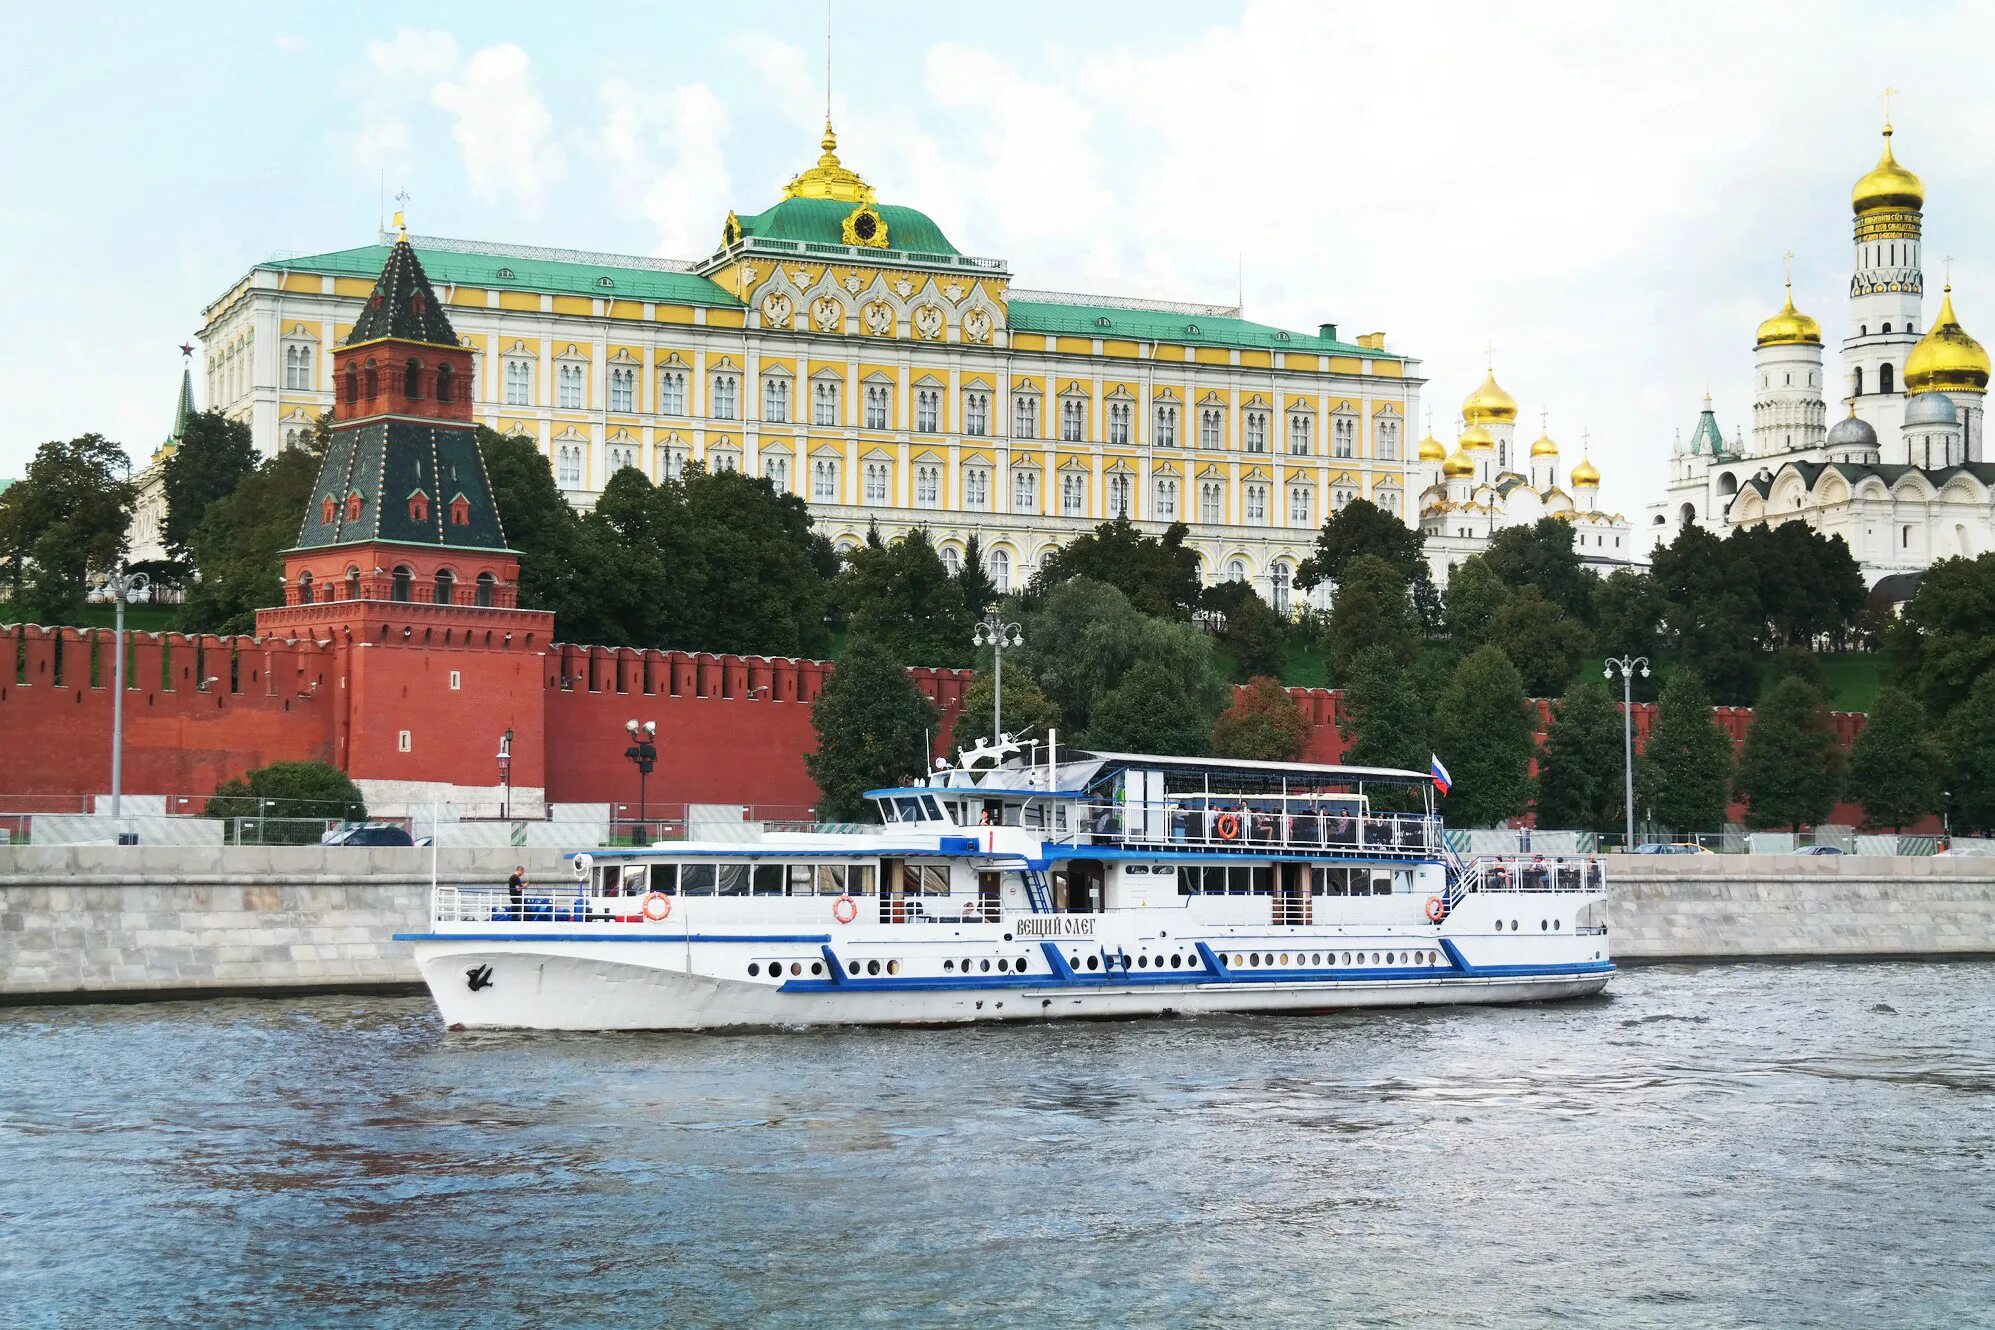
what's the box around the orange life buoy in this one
[832,895,858,924]
[642,892,672,922]
[1425,896,1446,923]
[1215,813,1241,841]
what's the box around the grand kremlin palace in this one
[193,125,1425,607]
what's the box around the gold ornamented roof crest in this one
[783,121,876,203]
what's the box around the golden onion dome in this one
[1462,369,1518,425]
[1852,124,1923,215]
[1460,421,1495,452]
[1903,286,1991,393]
[1442,447,1475,478]
[1417,432,1447,461]
[1571,454,1601,488]
[1530,430,1559,457]
[1756,282,1824,348]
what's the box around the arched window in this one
[408,492,429,523]
[475,572,497,608]
[1718,472,1738,497]
[1882,322,1893,334]
[344,365,358,404]
[1228,558,1247,583]
[449,495,470,526]
[436,364,454,403]
[1853,366,1864,397]
[391,566,413,602]
[345,493,363,521]
[346,566,361,600]
[404,359,422,399]
[1679,502,1696,525]
[298,572,314,605]
[987,547,1011,592]
[434,569,455,606]
[1880,363,1894,395]
[363,360,378,399]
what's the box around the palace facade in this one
[195,123,1424,607]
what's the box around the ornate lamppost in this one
[971,613,1024,747]
[497,727,514,822]
[623,719,657,844]
[1603,655,1651,848]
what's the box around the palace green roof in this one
[730,197,960,257]
[266,245,743,308]
[1007,301,1392,358]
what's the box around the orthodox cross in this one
[1783,249,1794,285]
[393,189,411,235]
[1483,338,1496,369]
[1883,86,1898,126]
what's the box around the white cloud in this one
[594,80,733,257]
[367,27,458,82]
[432,44,566,217]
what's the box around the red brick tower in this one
[256,235,553,807]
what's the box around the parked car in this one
[1796,845,1846,856]
[322,823,415,847]
[1631,842,1714,855]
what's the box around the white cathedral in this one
[1650,118,1993,590]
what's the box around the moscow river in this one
[3,963,1991,1328]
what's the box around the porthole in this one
[1137,955,1148,968]
[791,962,803,976]
[1494,920,1504,931]
[1170,954,1182,968]
[943,959,955,972]
[1372,953,1382,965]
[1541,920,1548,932]
[809,961,823,976]
[1087,955,1100,970]
[848,961,861,976]
[1015,957,1027,972]
[1554,920,1562,931]
[1342,952,1352,965]
[747,962,760,977]
[1231,954,1244,967]
[887,960,900,976]
[980,958,992,973]
[1511,921,1519,932]
[867,960,881,976]
[1279,953,1290,966]
[1248,954,1260,968]
[1068,954,1081,970]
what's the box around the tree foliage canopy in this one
[805,636,939,821]
[178,447,322,634]
[1885,553,1995,718]
[1483,518,1591,623]
[1533,680,1627,832]
[1328,554,1419,680]
[1337,644,1429,776]
[0,434,136,622]
[1638,668,1732,833]
[954,668,1061,754]
[1443,556,1507,651]
[1210,676,1310,761]
[1735,677,1846,831]
[839,527,972,668]
[1487,583,1592,697]
[1024,517,1201,619]
[1011,578,1228,744]
[1943,673,1995,835]
[1296,498,1428,590]
[1429,645,1536,827]
[161,411,256,564]
[1844,688,1944,832]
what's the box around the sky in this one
[7,0,1995,523]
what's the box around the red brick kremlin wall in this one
[0,621,1871,822]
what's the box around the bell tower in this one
[256,231,554,809]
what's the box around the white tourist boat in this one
[400,742,1614,1030]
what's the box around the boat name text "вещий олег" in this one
[1014,917,1097,938]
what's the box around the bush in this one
[205,761,367,831]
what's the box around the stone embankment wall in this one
[0,845,564,1000]
[1605,854,1995,960]
[3,848,1990,1002]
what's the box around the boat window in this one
[1314,866,1350,896]
[903,864,951,895]
[1373,870,1394,895]
[878,800,899,823]
[752,864,785,895]
[680,863,716,895]
[921,796,943,821]
[787,864,815,895]
[1178,866,1201,895]
[850,864,876,895]
[816,864,847,895]
[1250,865,1274,895]
[620,865,648,897]
[598,865,623,895]
[895,797,924,822]
[717,864,750,896]
[1394,871,1413,895]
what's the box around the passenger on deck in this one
[508,865,527,910]
[1587,858,1604,888]
[1527,854,1548,889]
[1170,803,1189,841]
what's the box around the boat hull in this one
[412,940,1613,1031]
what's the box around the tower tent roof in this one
[1689,395,1726,456]
[345,238,463,348]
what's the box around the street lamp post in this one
[1603,655,1652,848]
[100,565,149,823]
[971,613,1024,748]
[497,727,514,822]
[623,719,657,844]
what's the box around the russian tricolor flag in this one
[1430,754,1452,796]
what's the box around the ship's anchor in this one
[466,964,494,992]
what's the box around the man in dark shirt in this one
[507,865,527,911]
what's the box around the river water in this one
[3,963,1991,1329]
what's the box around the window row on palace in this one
[263,338,1406,459]
[548,441,1393,523]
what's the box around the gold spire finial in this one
[1883,85,1898,130]
[1783,249,1794,286]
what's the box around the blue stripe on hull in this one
[780,954,1614,995]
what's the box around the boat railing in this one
[1064,802,1440,859]
[1450,856,1606,902]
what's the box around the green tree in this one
[1328,554,1419,680]
[1443,556,1508,651]
[678,464,832,657]
[1590,569,1666,696]
[1483,518,1591,622]
[1211,676,1311,761]
[1533,681,1627,831]
[1651,524,1764,703]
[1844,688,1944,832]
[205,760,367,831]
[1338,644,1430,775]
[578,465,692,647]
[1731,524,1866,648]
[161,410,256,563]
[1638,668,1733,833]
[1735,677,1846,832]
[1885,553,1995,717]
[1087,658,1213,755]
[956,534,999,616]
[0,434,136,622]
[477,428,608,641]
[1943,672,1995,834]
[1487,583,1591,697]
[954,668,1062,752]
[178,447,322,633]
[1026,517,1201,618]
[1429,646,1536,827]
[1296,497,1428,589]
[805,636,939,821]
[1214,586,1285,681]
[838,527,972,668]
[1013,578,1228,738]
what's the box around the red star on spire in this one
[178,343,194,357]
